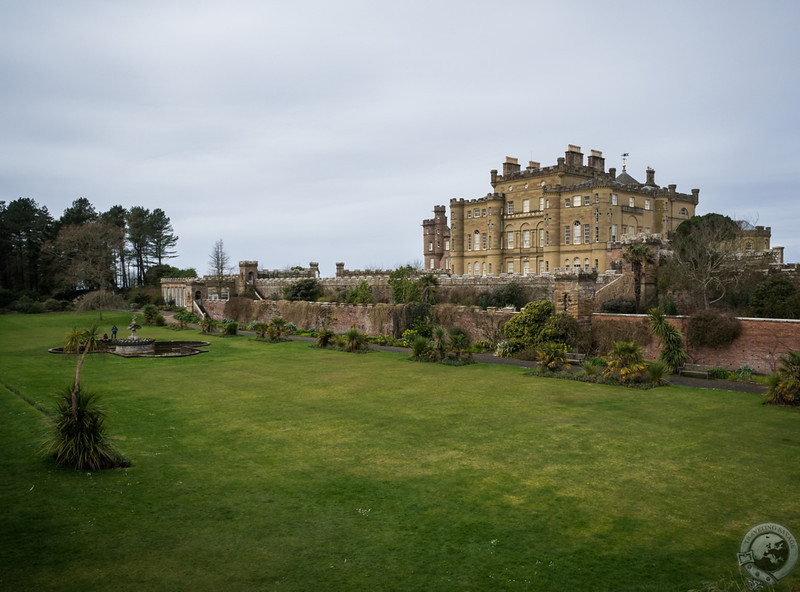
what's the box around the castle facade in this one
[426,144,700,275]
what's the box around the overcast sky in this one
[2,1,799,277]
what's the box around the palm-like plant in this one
[344,326,366,353]
[252,322,269,339]
[410,335,432,359]
[431,326,449,361]
[49,385,124,470]
[648,308,688,373]
[448,329,471,361]
[536,342,569,372]
[766,350,800,406]
[316,329,336,348]
[64,325,101,414]
[623,243,655,313]
[603,341,647,382]
[199,316,217,334]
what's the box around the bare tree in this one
[209,238,231,293]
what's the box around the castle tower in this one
[422,205,450,271]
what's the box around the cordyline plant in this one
[648,308,688,373]
[50,326,126,470]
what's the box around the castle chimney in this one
[609,167,616,178]
[490,169,498,187]
[565,145,583,167]
[645,167,656,186]
[527,161,540,170]
[587,149,605,172]
[502,157,520,177]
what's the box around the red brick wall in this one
[592,314,800,374]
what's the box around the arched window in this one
[574,257,581,269]
[482,262,487,276]
[573,221,582,245]
[584,258,590,269]
[474,230,481,251]
[564,259,570,270]
[467,263,472,275]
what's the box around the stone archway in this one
[194,290,202,300]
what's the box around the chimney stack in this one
[502,157,521,177]
[565,144,583,167]
[587,149,605,172]
[645,167,656,186]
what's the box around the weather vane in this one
[621,153,629,172]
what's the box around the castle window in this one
[523,230,530,248]
[482,209,486,217]
[746,241,753,252]
[523,261,530,276]
[507,202,514,215]
[565,197,571,208]
[539,197,544,211]
[474,208,480,218]
[583,196,590,206]
[564,226,570,245]
[629,197,635,208]
[546,199,550,209]
[467,234,472,251]
[507,232,515,249]
[595,194,600,204]
[573,221,581,245]
[430,259,435,270]
[539,261,545,274]
[680,207,688,216]
[539,229,544,247]
[584,224,590,244]
[523,199,530,213]
[507,261,514,274]
[574,257,581,269]
[488,207,492,215]
[611,224,618,241]
[594,226,599,242]
[545,261,550,272]
[545,230,550,245]
[645,199,651,210]
[595,259,599,269]
[482,262,487,276]
[584,258,590,269]
[428,242,433,251]
[467,263,472,275]
[482,233,487,250]
[565,259,570,270]
[467,210,472,219]
[611,193,618,205]
[627,225,634,236]
[445,239,450,251]
[475,230,481,250]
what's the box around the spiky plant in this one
[410,335,432,360]
[536,342,570,372]
[48,385,126,470]
[646,361,669,386]
[766,350,800,406]
[648,308,689,373]
[344,327,367,353]
[431,326,449,361]
[252,322,269,339]
[199,316,217,334]
[604,341,647,382]
[316,329,336,348]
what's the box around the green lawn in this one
[1,311,799,591]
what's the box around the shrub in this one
[399,329,419,347]
[343,327,368,352]
[604,341,647,382]
[223,322,239,336]
[142,304,160,324]
[687,309,742,348]
[502,300,556,349]
[283,278,323,302]
[536,342,569,372]
[174,309,199,329]
[581,359,603,376]
[48,385,127,470]
[709,367,730,380]
[766,351,800,406]
[44,298,63,311]
[316,329,336,348]
[600,296,637,314]
[447,327,471,361]
[252,322,269,339]
[736,365,755,380]
[199,317,217,334]
[410,335,432,359]
[494,340,516,358]
[646,361,669,386]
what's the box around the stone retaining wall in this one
[592,313,800,374]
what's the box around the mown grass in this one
[1,311,799,591]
